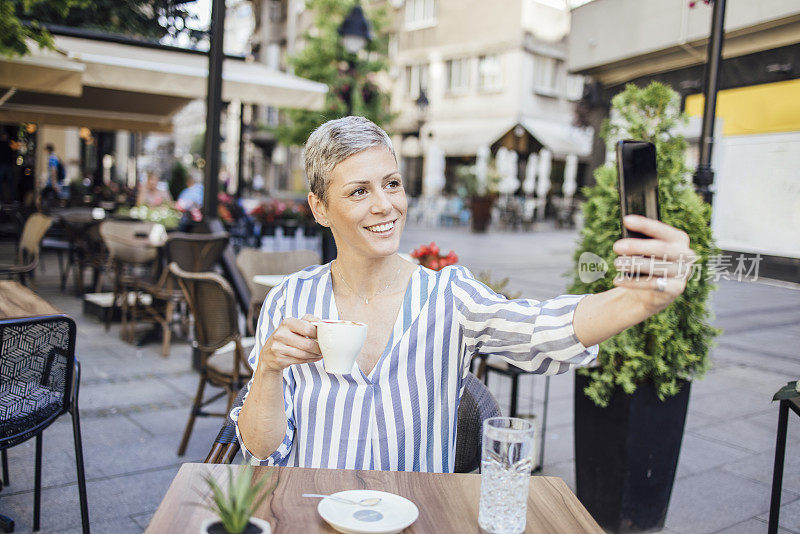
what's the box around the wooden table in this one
[0,280,61,319]
[146,463,602,533]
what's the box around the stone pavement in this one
[0,222,798,533]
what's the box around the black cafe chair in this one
[0,315,89,533]
[204,372,500,473]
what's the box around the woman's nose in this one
[370,190,392,213]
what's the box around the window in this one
[405,0,436,29]
[446,58,471,94]
[478,55,503,92]
[566,74,584,101]
[533,55,562,96]
[404,64,429,98]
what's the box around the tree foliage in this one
[1,0,86,57]
[2,0,204,58]
[273,0,393,146]
[567,82,721,407]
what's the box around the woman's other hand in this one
[257,314,322,375]
[612,215,697,315]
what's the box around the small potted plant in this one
[455,159,500,233]
[410,242,458,271]
[199,466,275,534]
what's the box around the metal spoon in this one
[302,493,382,506]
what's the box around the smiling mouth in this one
[365,220,396,233]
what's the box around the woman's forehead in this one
[330,146,398,182]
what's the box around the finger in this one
[613,256,694,279]
[613,238,692,262]
[623,215,689,244]
[282,317,318,338]
[275,330,321,354]
[612,275,686,296]
[301,314,321,323]
[273,341,323,361]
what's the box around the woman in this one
[136,171,172,208]
[234,116,695,472]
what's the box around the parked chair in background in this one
[169,262,254,456]
[203,373,499,472]
[0,212,52,287]
[99,220,166,344]
[136,232,230,357]
[0,315,89,533]
[236,248,320,335]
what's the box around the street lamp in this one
[338,3,372,115]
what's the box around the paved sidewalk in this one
[0,222,798,533]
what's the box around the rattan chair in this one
[169,262,254,456]
[99,220,166,344]
[0,315,89,533]
[0,212,53,287]
[204,372,500,472]
[134,232,230,357]
[235,249,320,335]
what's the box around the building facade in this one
[569,0,800,273]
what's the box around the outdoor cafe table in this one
[145,463,603,533]
[0,280,60,319]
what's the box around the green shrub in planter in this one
[567,82,721,408]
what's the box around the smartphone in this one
[616,140,660,239]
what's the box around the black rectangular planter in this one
[574,374,690,533]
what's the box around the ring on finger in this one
[655,277,668,292]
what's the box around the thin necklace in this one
[333,260,400,305]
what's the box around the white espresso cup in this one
[314,320,367,374]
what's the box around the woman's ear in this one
[308,192,329,227]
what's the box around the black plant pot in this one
[574,373,690,533]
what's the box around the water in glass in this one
[478,417,535,534]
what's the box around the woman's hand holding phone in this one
[612,215,697,314]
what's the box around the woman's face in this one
[309,146,407,260]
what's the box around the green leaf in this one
[773,381,799,402]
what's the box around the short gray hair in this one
[304,116,395,203]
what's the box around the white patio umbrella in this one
[536,148,552,221]
[522,152,539,195]
[496,147,520,195]
[423,143,446,196]
[475,144,490,192]
[563,153,579,199]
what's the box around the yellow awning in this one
[685,79,800,136]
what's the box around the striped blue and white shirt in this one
[231,263,598,473]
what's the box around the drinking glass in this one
[478,416,535,534]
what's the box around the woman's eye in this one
[387,180,401,189]
[351,188,367,197]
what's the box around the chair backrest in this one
[0,315,76,449]
[236,248,320,297]
[454,372,501,473]
[164,232,230,273]
[18,213,53,265]
[99,220,164,264]
[168,262,240,353]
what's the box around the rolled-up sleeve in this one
[450,266,599,375]
[230,281,297,465]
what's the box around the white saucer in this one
[317,490,419,534]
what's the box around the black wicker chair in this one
[0,315,89,533]
[204,372,500,473]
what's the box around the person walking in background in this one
[136,171,173,208]
[0,128,17,202]
[41,143,65,200]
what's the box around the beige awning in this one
[426,117,513,156]
[0,34,328,132]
